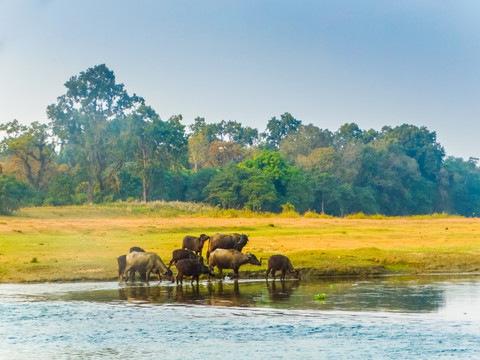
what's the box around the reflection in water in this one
[2,276,480,359]
[267,280,299,301]
[109,277,447,313]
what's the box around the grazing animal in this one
[175,258,215,285]
[206,233,249,262]
[182,234,210,256]
[169,249,201,268]
[265,255,301,281]
[208,248,261,278]
[123,251,174,284]
[118,246,146,281]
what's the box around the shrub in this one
[0,175,30,215]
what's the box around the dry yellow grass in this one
[1,207,480,282]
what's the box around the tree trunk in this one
[142,147,147,203]
[88,180,94,204]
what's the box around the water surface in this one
[1,275,480,359]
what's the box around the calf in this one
[175,258,214,285]
[182,234,210,256]
[265,255,300,281]
[168,249,201,268]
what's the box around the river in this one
[1,275,480,359]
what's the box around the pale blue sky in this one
[1,0,479,159]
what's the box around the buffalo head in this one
[163,268,175,283]
[199,234,210,243]
[246,252,261,266]
[292,269,301,280]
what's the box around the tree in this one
[189,116,219,143]
[380,124,445,181]
[0,120,57,190]
[188,132,209,172]
[124,108,188,202]
[263,112,301,149]
[217,120,260,146]
[279,124,333,163]
[47,64,144,203]
[205,165,277,211]
[205,141,244,167]
[0,175,29,215]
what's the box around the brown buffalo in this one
[123,251,173,284]
[117,246,146,281]
[265,254,300,281]
[208,248,261,278]
[206,233,249,261]
[168,249,201,268]
[175,258,215,285]
[182,234,210,256]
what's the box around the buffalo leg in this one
[271,270,276,281]
[123,265,134,283]
[265,267,271,280]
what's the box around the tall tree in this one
[263,112,301,149]
[279,124,333,163]
[380,124,445,181]
[47,64,144,203]
[188,132,209,172]
[125,108,187,202]
[0,120,57,190]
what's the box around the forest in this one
[1,64,479,217]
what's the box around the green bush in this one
[0,175,30,215]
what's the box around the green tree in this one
[124,107,187,202]
[380,124,445,181]
[0,120,57,190]
[205,165,277,211]
[0,175,30,215]
[263,112,301,149]
[47,64,144,203]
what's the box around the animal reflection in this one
[266,279,300,301]
[118,284,174,303]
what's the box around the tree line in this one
[1,64,479,216]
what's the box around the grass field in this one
[1,204,480,283]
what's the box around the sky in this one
[0,0,479,159]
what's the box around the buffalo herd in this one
[117,233,301,285]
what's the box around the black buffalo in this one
[175,258,214,285]
[168,249,201,268]
[265,254,300,281]
[182,234,210,256]
[206,233,249,261]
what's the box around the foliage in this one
[3,64,480,217]
[0,175,30,215]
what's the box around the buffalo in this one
[206,233,249,262]
[175,258,214,285]
[168,249,202,268]
[208,248,261,278]
[117,246,146,281]
[265,254,301,281]
[122,251,174,284]
[182,234,210,256]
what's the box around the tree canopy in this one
[1,64,480,217]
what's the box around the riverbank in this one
[1,206,480,283]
